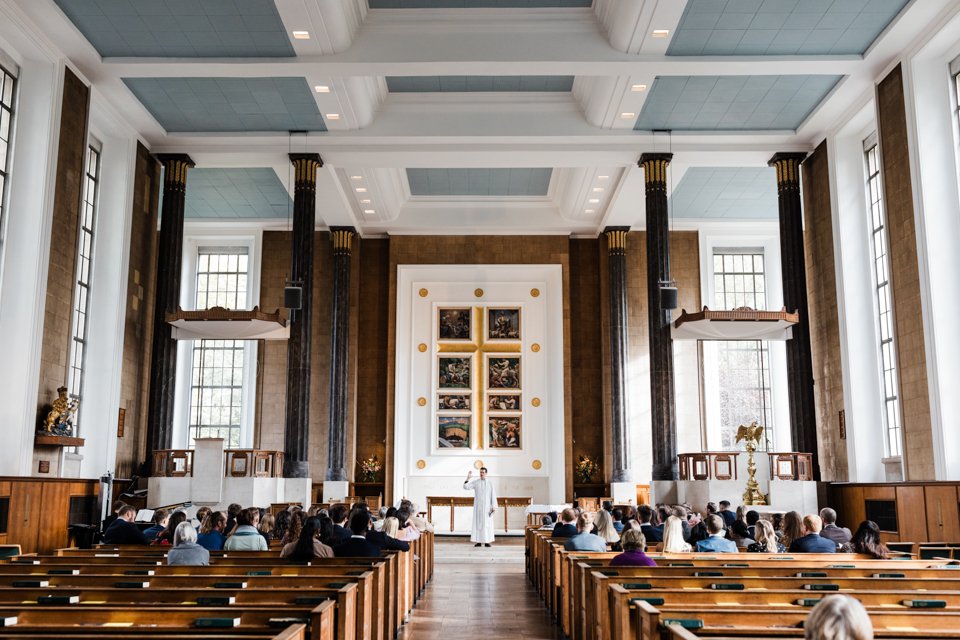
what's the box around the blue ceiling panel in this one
[370,0,591,7]
[667,0,911,56]
[407,168,553,196]
[386,76,575,92]
[123,77,327,133]
[179,168,292,219]
[53,0,294,58]
[634,74,841,132]
[671,167,778,219]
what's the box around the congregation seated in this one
[718,499,737,528]
[552,508,578,538]
[101,500,125,534]
[153,510,186,545]
[695,514,738,552]
[395,508,421,541]
[745,509,760,540]
[141,508,168,541]
[781,510,804,549]
[805,594,873,640]
[850,520,890,559]
[610,509,624,533]
[224,502,242,536]
[102,504,150,545]
[196,510,227,550]
[401,499,434,533]
[224,506,268,551]
[661,515,691,552]
[820,507,853,547]
[367,515,410,551]
[282,509,305,545]
[329,504,353,546]
[563,512,607,552]
[333,511,381,557]
[193,506,211,533]
[730,518,756,547]
[593,510,620,547]
[610,528,656,567]
[167,521,210,566]
[539,514,555,530]
[281,516,334,560]
[258,512,276,542]
[638,504,663,543]
[275,508,292,541]
[789,514,837,553]
[747,519,786,553]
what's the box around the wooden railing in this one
[768,451,813,481]
[677,452,739,480]
[151,449,283,478]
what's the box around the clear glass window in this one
[0,65,16,250]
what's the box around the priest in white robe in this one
[463,467,497,546]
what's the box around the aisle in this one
[398,537,562,639]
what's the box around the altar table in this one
[427,496,532,533]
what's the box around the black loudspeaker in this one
[284,286,303,310]
[660,285,678,310]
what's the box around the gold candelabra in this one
[736,421,767,506]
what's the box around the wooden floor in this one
[398,537,562,639]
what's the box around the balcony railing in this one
[151,449,283,478]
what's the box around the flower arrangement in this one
[358,455,382,482]
[575,455,599,484]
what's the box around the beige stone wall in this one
[802,141,848,481]
[878,64,935,480]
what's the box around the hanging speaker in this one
[660,285,678,310]
[284,286,303,310]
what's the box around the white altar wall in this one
[394,265,566,516]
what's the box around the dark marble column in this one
[639,152,678,481]
[283,153,323,479]
[326,227,356,482]
[769,152,819,479]
[604,227,633,484]
[145,154,194,468]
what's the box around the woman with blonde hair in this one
[381,516,400,539]
[593,509,620,544]
[661,515,692,553]
[805,594,873,640]
[747,519,785,553]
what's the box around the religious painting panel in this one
[438,357,471,389]
[438,416,471,449]
[487,356,520,389]
[487,307,520,340]
[437,393,472,411]
[488,415,521,449]
[487,392,521,412]
[438,307,472,341]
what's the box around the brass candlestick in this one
[736,421,767,506]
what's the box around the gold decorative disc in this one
[473,459,484,469]
[418,288,429,297]
[531,397,541,407]
[416,459,426,469]
[531,343,541,352]
[474,288,484,298]
[530,288,540,298]
[417,397,427,407]
[532,459,542,470]
[418,343,427,352]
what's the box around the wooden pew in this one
[0,624,308,640]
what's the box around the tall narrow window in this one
[188,248,249,447]
[952,55,960,134]
[713,249,774,450]
[67,144,100,428]
[0,63,16,248]
[864,134,902,458]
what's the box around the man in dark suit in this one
[718,500,737,529]
[367,527,410,552]
[333,512,381,558]
[789,515,838,553]
[745,510,761,541]
[329,504,352,546]
[102,505,150,545]
[819,508,852,547]
[551,508,578,538]
[637,505,662,543]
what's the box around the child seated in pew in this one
[281,516,334,560]
[610,529,656,567]
[167,521,210,566]
[805,594,873,640]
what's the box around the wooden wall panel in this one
[4,482,42,553]
[832,482,960,544]
[0,478,98,554]
[924,485,960,543]
[895,485,927,543]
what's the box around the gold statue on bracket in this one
[42,386,79,436]
[736,421,767,506]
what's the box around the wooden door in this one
[925,485,960,544]
[5,481,42,554]
[895,485,927,544]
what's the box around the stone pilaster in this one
[145,154,194,466]
[604,227,633,483]
[283,153,322,479]
[769,152,819,479]
[326,227,356,482]
[639,152,678,481]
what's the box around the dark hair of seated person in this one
[157,511,187,544]
[385,506,398,520]
[349,511,371,535]
[851,520,889,559]
[317,515,335,545]
[396,509,411,530]
[329,504,348,525]
[287,517,323,562]
[275,509,291,540]
[732,520,751,540]
[746,510,761,526]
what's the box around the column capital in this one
[155,154,195,192]
[603,226,630,255]
[768,152,807,188]
[638,153,673,188]
[289,153,324,189]
[330,226,356,256]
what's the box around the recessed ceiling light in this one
[292,31,310,39]
[355,187,367,193]
[631,84,648,92]
[326,113,340,120]
[359,199,371,204]
[588,198,600,204]
[363,209,376,214]
[350,175,363,180]
[584,209,596,214]
[652,29,669,38]
[620,112,636,119]
[592,187,604,192]
[598,175,609,180]
[314,85,330,93]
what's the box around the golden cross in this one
[437,306,520,448]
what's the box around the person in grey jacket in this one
[167,522,210,566]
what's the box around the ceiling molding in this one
[275,0,367,56]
